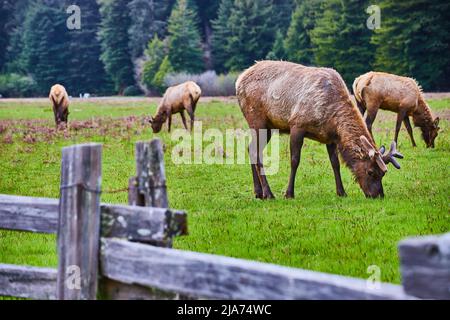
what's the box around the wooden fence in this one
[0,139,448,300]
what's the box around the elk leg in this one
[251,128,274,199]
[365,108,378,138]
[185,108,195,132]
[394,110,407,144]
[249,132,264,199]
[189,112,195,132]
[168,112,172,132]
[180,111,188,131]
[403,116,416,147]
[185,100,195,132]
[326,143,346,197]
[285,128,305,199]
[250,160,263,199]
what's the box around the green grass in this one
[0,97,449,284]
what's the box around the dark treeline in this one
[0,0,449,97]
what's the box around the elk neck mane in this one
[413,94,434,128]
[153,103,168,123]
[334,100,374,173]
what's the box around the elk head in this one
[422,117,440,148]
[56,108,69,126]
[148,115,163,133]
[356,136,403,198]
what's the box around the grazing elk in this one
[353,72,440,148]
[49,84,69,128]
[236,61,403,199]
[149,81,202,133]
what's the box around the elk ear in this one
[360,135,376,158]
[148,116,154,124]
[434,117,440,127]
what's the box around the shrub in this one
[164,70,238,96]
[123,85,144,96]
[0,73,39,97]
[153,56,173,94]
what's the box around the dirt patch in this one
[0,115,151,145]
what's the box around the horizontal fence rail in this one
[0,195,58,233]
[0,264,57,300]
[100,238,413,300]
[0,194,187,243]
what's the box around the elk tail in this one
[352,76,366,116]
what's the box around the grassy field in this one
[0,97,449,285]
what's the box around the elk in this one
[353,72,440,148]
[149,81,202,133]
[236,61,403,199]
[49,84,69,128]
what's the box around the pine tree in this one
[127,0,171,59]
[142,35,166,90]
[284,0,323,65]
[311,0,375,86]
[272,0,295,35]
[373,0,450,91]
[0,0,14,71]
[98,0,135,94]
[225,0,275,71]
[21,2,71,94]
[4,0,30,73]
[66,0,113,95]
[211,0,233,73]
[167,0,204,73]
[266,30,286,60]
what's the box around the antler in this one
[380,141,404,169]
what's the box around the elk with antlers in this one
[353,72,440,148]
[49,84,69,128]
[236,61,403,199]
[149,81,201,133]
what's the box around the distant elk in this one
[236,61,403,199]
[149,81,202,133]
[49,84,69,128]
[353,72,440,148]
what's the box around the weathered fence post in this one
[127,177,138,206]
[57,143,102,300]
[398,232,450,299]
[135,139,168,208]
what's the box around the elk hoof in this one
[255,193,264,199]
[337,191,347,197]
[263,192,275,200]
[284,192,294,199]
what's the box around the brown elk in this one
[236,61,403,199]
[149,81,202,133]
[353,72,440,148]
[49,84,69,128]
